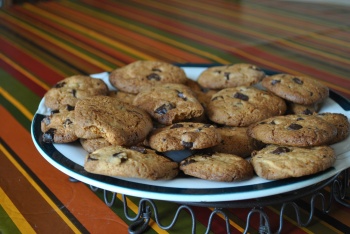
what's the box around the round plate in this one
[31,65,350,202]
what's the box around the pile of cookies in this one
[40,60,350,182]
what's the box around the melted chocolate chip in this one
[182,141,193,149]
[130,146,147,154]
[224,72,230,80]
[296,117,304,121]
[147,73,161,81]
[154,103,175,115]
[271,80,281,85]
[287,123,303,130]
[292,77,303,85]
[271,147,291,155]
[42,128,56,143]
[70,89,77,98]
[51,110,59,114]
[113,152,127,163]
[54,82,66,88]
[234,92,249,101]
[270,120,276,125]
[170,123,184,129]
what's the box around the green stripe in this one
[0,69,41,116]
[0,205,21,234]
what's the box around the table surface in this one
[1,0,350,233]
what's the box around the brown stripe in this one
[0,148,75,233]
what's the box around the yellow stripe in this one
[208,207,245,233]
[0,144,82,233]
[0,87,33,121]
[0,187,36,233]
[0,53,51,91]
[116,194,169,234]
[63,0,231,64]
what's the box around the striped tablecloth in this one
[1,0,350,233]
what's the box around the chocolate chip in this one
[170,123,184,129]
[177,91,187,101]
[147,73,161,81]
[224,72,230,80]
[234,92,249,101]
[152,68,161,72]
[42,128,56,143]
[271,80,281,85]
[287,123,303,130]
[130,146,147,154]
[154,103,175,115]
[270,120,276,125]
[292,77,303,85]
[66,105,75,111]
[302,109,313,115]
[296,117,304,121]
[51,110,59,114]
[182,141,193,149]
[113,152,127,163]
[271,147,291,155]
[87,155,99,161]
[54,82,66,88]
[214,70,222,74]
[70,89,77,97]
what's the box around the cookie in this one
[315,112,350,144]
[41,105,78,143]
[184,78,217,109]
[207,86,287,127]
[74,96,153,146]
[44,75,109,110]
[286,101,321,115]
[210,126,265,158]
[148,122,221,152]
[80,138,112,153]
[247,114,337,147]
[197,64,265,89]
[133,83,204,125]
[109,60,187,94]
[179,152,254,182]
[261,74,329,105]
[108,90,136,105]
[84,145,179,180]
[251,145,336,180]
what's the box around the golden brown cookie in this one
[179,152,254,182]
[74,96,153,146]
[109,60,187,94]
[247,114,337,147]
[315,112,350,144]
[148,122,221,152]
[44,75,108,110]
[84,145,179,180]
[207,86,286,127]
[251,145,336,180]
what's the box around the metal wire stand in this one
[69,169,349,234]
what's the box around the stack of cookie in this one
[40,60,350,182]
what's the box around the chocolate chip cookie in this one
[84,145,179,180]
[74,96,153,146]
[44,75,109,110]
[109,60,187,94]
[80,138,112,153]
[262,74,329,105]
[133,83,204,125]
[247,114,337,147]
[251,145,336,180]
[197,64,265,89]
[148,122,221,152]
[41,105,78,143]
[207,86,287,127]
[315,112,350,144]
[179,152,254,181]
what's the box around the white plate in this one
[31,65,350,202]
